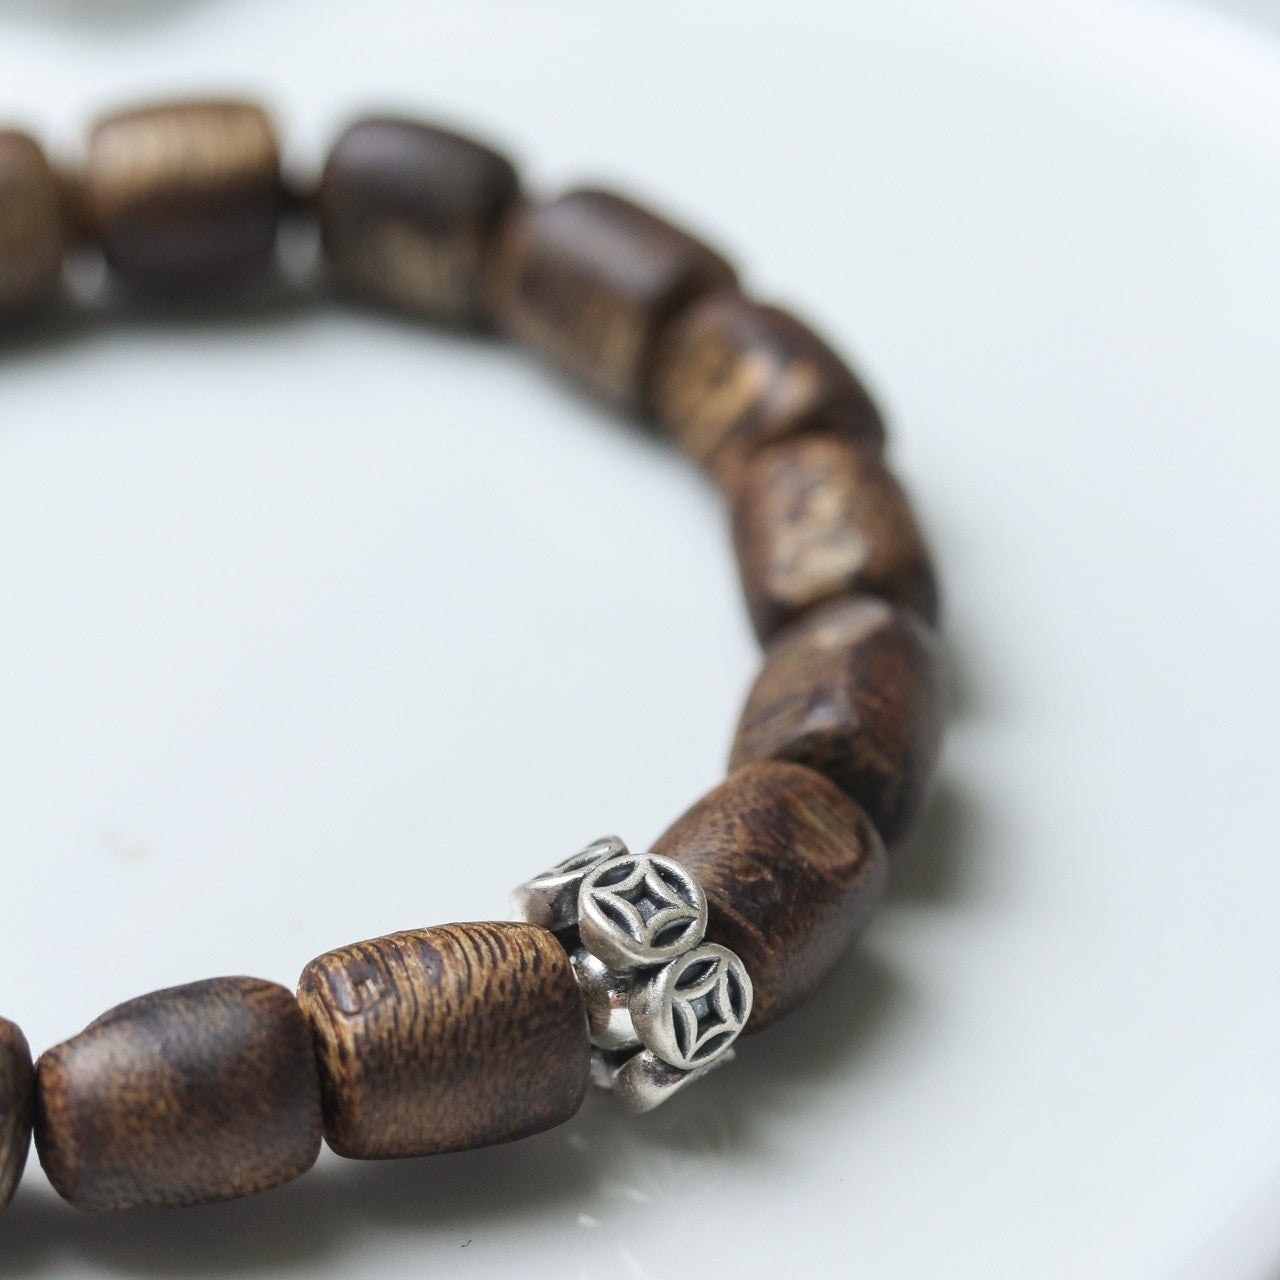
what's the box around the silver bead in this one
[570,948,639,1051]
[510,836,752,1112]
[604,1046,737,1115]
[630,943,752,1071]
[576,852,707,971]
[509,835,627,931]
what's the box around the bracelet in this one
[0,99,945,1215]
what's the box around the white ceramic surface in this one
[0,1,1278,1276]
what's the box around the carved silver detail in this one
[576,852,707,971]
[511,836,751,1111]
[629,943,751,1071]
[510,835,626,931]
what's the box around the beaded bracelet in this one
[0,100,945,1214]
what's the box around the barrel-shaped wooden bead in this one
[0,1018,34,1210]
[731,431,939,642]
[85,100,281,281]
[319,116,519,324]
[0,130,65,316]
[651,291,885,484]
[35,977,322,1211]
[491,188,736,409]
[653,760,887,1030]
[297,921,590,1160]
[730,596,944,843]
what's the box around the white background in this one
[0,1,1278,1276]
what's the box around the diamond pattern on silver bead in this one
[629,942,751,1071]
[512,838,752,1112]
[577,851,707,970]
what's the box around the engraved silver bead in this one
[629,943,752,1071]
[511,836,752,1112]
[509,835,626,931]
[576,851,707,971]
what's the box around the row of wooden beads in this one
[0,99,944,1212]
[1,102,939,644]
[4,102,944,839]
[0,761,883,1212]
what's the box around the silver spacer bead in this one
[512,836,752,1111]
[570,948,639,1051]
[509,835,625,931]
[607,1046,737,1115]
[629,942,752,1071]
[576,851,707,971]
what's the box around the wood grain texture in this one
[35,977,322,1211]
[731,430,939,642]
[319,116,519,324]
[0,130,66,316]
[298,921,590,1159]
[0,1018,34,1211]
[85,99,281,282]
[730,596,945,843]
[650,290,885,486]
[653,761,887,1031]
[490,188,736,409]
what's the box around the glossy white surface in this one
[1,1,1278,1275]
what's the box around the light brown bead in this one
[730,596,944,843]
[35,977,322,1211]
[0,1018,34,1211]
[84,99,282,282]
[0,130,66,316]
[652,760,887,1031]
[651,290,885,484]
[731,430,939,642]
[298,921,590,1160]
[491,188,736,409]
[319,116,519,325]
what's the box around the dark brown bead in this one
[0,1018,34,1210]
[652,761,887,1031]
[730,596,944,843]
[491,188,736,409]
[731,431,939,642]
[0,130,66,316]
[84,100,282,282]
[35,977,322,1211]
[650,290,885,484]
[319,116,519,324]
[298,921,590,1160]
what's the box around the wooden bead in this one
[35,977,322,1211]
[297,921,590,1160]
[85,100,282,281]
[652,760,887,1031]
[0,1018,34,1211]
[491,188,736,409]
[319,116,519,324]
[731,431,939,642]
[650,290,885,484]
[730,596,944,843]
[0,130,65,316]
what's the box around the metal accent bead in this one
[629,943,751,1071]
[576,852,707,971]
[609,1046,736,1115]
[511,836,754,1111]
[570,948,638,1051]
[509,835,625,931]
